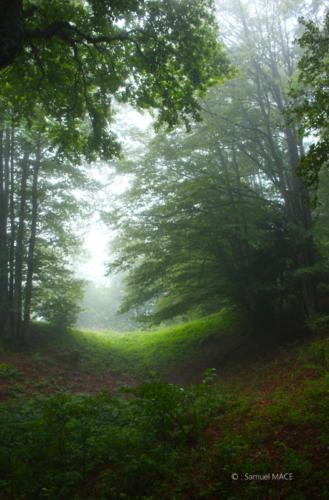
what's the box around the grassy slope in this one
[0,308,242,400]
[66,307,243,378]
[1,311,329,498]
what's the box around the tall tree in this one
[214,0,321,316]
[107,128,290,328]
[107,0,326,328]
[0,130,10,334]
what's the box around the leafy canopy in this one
[291,11,329,187]
[1,0,230,159]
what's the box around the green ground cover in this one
[1,313,329,499]
[36,308,242,380]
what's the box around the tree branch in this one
[25,21,133,46]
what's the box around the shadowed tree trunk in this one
[0,129,10,338]
[14,147,30,342]
[8,128,16,326]
[0,0,24,70]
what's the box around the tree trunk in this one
[23,144,41,338]
[284,129,317,316]
[0,130,10,338]
[8,128,16,325]
[14,148,30,342]
[0,0,24,70]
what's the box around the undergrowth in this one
[0,350,329,499]
[1,314,329,498]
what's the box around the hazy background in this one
[75,105,153,330]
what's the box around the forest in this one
[1,0,329,498]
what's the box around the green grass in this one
[37,308,243,380]
[1,335,329,499]
[1,312,329,498]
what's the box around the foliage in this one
[105,0,324,326]
[107,116,304,326]
[307,314,329,336]
[1,328,329,498]
[0,0,232,344]
[34,269,84,329]
[0,126,92,339]
[0,381,232,499]
[0,363,22,380]
[291,9,329,188]
[29,144,92,329]
[0,0,231,159]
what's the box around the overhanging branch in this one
[25,21,133,46]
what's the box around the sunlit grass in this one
[49,308,243,378]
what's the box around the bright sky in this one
[77,105,153,284]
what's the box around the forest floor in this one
[0,310,329,498]
[0,309,242,400]
[0,308,313,400]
